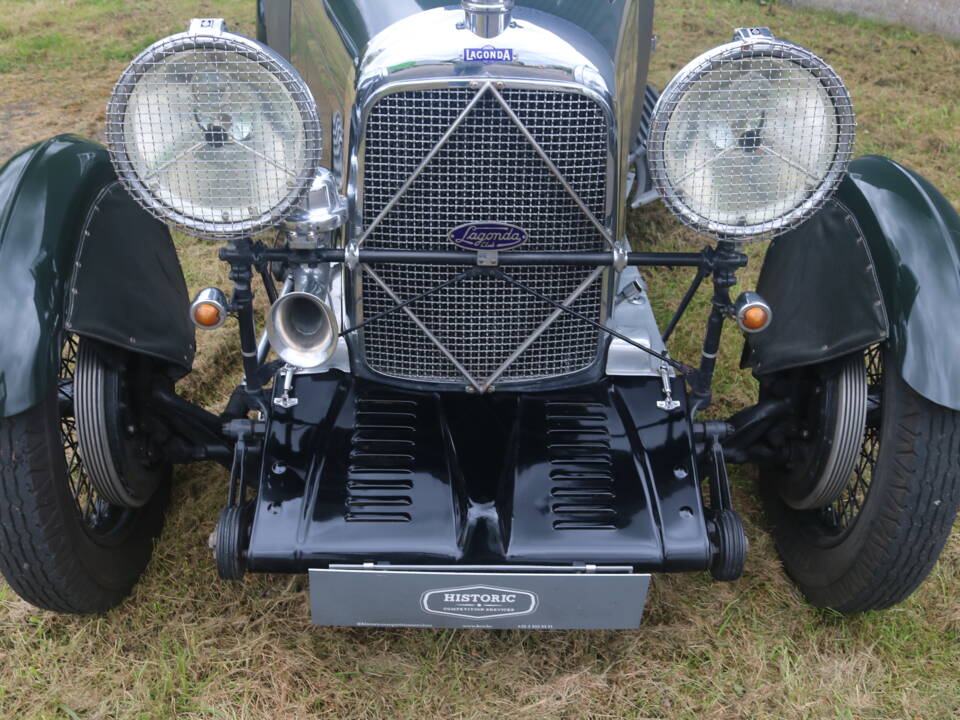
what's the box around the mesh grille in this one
[648,42,855,239]
[106,32,322,238]
[360,88,609,385]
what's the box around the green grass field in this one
[0,1,958,718]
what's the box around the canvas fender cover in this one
[747,156,960,412]
[745,197,889,376]
[65,181,195,375]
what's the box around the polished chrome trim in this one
[257,275,294,363]
[647,33,855,241]
[461,0,515,40]
[352,77,619,235]
[267,291,340,369]
[106,21,323,239]
[349,77,619,389]
[735,291,773,334]
[486,83,613,248]
[284,168,347,248]
[357,83,493,247]
[605,269,668,378]
[190,287,229,330]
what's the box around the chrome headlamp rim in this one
[647,36,856,241]
[106,28,323,239]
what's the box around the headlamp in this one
[106,19,322,238]
[647,28,855,240]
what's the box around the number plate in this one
[309,568,650,629]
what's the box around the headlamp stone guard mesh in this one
[647,36,855,240]
[106,25,322,239]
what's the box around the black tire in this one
[215,502,252,581]
[709,509,748,582]
[0,335,169,613]
[762,345,960,613]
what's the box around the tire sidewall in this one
[39,377,169,595]
[761,346,903,600]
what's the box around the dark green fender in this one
[748,155,960,412]
[0,135,194,419]
[843,156,960,411]
[0,136,113,418]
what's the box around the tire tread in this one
[0,404,132,613]
[768,367,960,613]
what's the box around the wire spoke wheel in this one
[0,333,171,613]
[816,345,883,537]
[57,334,129,538]
[762,343,960,612]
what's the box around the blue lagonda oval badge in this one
[449,222,528,251]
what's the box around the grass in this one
[0,0,959,718]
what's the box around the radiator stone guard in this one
[352,82,617,392]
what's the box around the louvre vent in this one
[345,397,416,523]
[545,402,617,530]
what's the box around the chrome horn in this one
[266,289,339,369]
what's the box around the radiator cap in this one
[462,0,514,39]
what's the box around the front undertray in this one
[246,371,711,573]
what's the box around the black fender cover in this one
[746,155,960,412]
[745,197,888,376]
[65,181,195,375]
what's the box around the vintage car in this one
[0,0,957,629]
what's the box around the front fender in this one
[0,135,115,418]
[840,155,960,411]
[747,155,960,412]
[0,135,195,419]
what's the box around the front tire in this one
[0,335,168,613]
[762,345,960,613]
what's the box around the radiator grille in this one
[359,87,609,385]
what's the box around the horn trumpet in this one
[266,291,339,369]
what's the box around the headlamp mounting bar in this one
[220,243,724,269]
[220,241,748,405]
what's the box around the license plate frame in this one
[308,566,650,629]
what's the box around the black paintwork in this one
[66,182,195,374]
[246,371,711,573]
[745,198,889,376]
